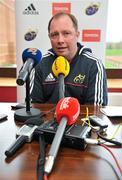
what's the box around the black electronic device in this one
[5,116,44,157]
[0,114,8,122]
[5,125,37,157]
[89,115,108,129]
[35,120,91,150]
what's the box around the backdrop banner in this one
[15,0,108,103]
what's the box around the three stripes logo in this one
[45,73,56,82]
[23,3,39,15]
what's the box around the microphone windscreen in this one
[52,56,70,78]
[22,48,42,66]
[55,97,80,125]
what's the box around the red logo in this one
[82,29,101,42]
[52,3,71,15]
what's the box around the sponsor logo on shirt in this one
[45,73,56,82]
[73,74,85,84]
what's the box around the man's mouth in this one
[57,47,67,51]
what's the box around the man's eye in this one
[50,33,58,38]
[64,32,70,34]
[63,32,71,36]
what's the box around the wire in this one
[110,123,122,140]
[97,130,122,147]
[99,143,122,175]
[81,107,92,127]
[44,174,48,180]
[37,135,46,180]
[80,118,100,131]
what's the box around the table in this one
[0,103,122,180]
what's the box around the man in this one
[31,12,108,105]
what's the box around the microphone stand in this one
[26,74,31,112]
[44,75,66,175]
[14,75,41,122]
[59,74,65,99]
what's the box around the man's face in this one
[49,15,80,61]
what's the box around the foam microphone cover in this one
[52,56,70,78]
[55,97,80,125]
[22,48,42,66]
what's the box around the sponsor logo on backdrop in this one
[82,29,101,42]
[23,3,39,15]
[52,3,71,15]
[85,2,101,15]
[24,29,38,41]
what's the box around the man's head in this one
[48,12,80,62]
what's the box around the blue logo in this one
[24,29,38,41]
[85,3,100,16]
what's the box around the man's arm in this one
[84,61,108,106]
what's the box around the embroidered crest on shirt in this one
[45,73,56,82]
[73,74,85,84]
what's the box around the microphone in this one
[5,116,44,157]
[17,48,42,86]
[44,97,80,174]
[52,56,70,99]
[15,48,42,121]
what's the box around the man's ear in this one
[48,33,50,39]
[76,31,80,38]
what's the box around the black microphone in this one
[17,48,42,86]
[5,117,44,157]
[52,56,70,99]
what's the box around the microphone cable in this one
[95,128,122,175]
[97,129,122,147]
[37,133,50,180]
[37,134,46,180]
[80,107,122,147]
[81,114,122,176]
[36,106,56,180]
[99,143,122,175]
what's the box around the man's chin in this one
[56,52,67,58]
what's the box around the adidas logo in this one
[23,3,39,15]
[45,73,56,82]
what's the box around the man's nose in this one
[58,33,64,42]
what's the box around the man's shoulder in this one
[78,43,101,63]
[80,49,102,65]
[43,50,54,58]
[41,50,55,62]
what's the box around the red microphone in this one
[56,97,80,125]
[44,97,80,174]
